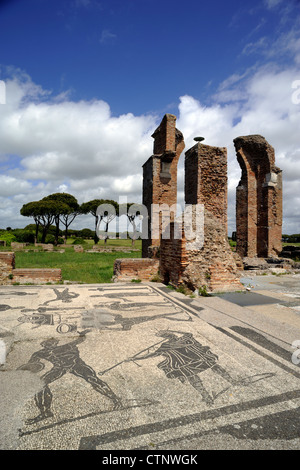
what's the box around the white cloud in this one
[264,0,283,9]
[100,29,117,44]
[176,60,300,235]
[0,72,158,228]
[0,175,32,197]
[1,60,300,235]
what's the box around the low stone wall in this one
[280,246,300,259]
[11,242,29,250]
[34,243,54,251]
[92,245,140,253]
[242,256,297,273]
[11,268,62,284]
[0,252,61,285]
[0,253,15,284]
[113,258,159,282]
[0,252,15,268]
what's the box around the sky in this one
[0,0,300,235]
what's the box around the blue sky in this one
[0,0,300,234]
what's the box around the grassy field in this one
[13,239,142,284]
[3,237,299,284]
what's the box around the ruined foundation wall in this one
[0,252,15,284]
[234,135,282,258]
[113,258,160,282]
[0,251,61,285]
[180,210,243,292]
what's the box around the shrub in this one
[12,229,35,244]
[198,285,209,296]
[45,234,56,244]
[0,231,17,246]
[72,237,87,245]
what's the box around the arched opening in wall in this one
[163,270,170,286]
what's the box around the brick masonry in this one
[234,135,282,259]
[142,114,185,258]
[12,268,62,284]
[113,258,160,282]
[114,117,283,291]
[0,251,61,285]
[185,143,228,229]
[160,143,243,293]
[0,252,15,284]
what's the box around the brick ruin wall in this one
[160,143,243,293]
[113,115,283,290]
[234,135,282,259]
[0,253,15,284]
[114,113,185,285]
[0,252,61,285]
[185,143,228,227]
[113,258,160,282]
[160,211,243,292]
[142,113,185,258]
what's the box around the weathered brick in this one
[142,114,185,257]
[160,142,243,293]
[113,258,159,281]
[234,135,282,258]
[12,268,62,284]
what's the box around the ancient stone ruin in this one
[0,252,61,285]
[142,113,185,258]
[234,135,283,259]
[114,114,285,292]
[159,136,243,292]
[0,114,285,289]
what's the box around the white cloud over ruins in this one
[0,48,299,234]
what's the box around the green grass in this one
[64,238,142,248]
[14,243,141,283]
[282,242,300,247]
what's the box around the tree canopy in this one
[20,195,142,244]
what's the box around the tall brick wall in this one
[234,135,282,258]
[185,143,228,230]
[180,210,243,292]
[160,210,243,293]
[159,142,243,293]
[142,114,185,258]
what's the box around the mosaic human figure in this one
[19,331,121,424]
[127,330,240,406]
